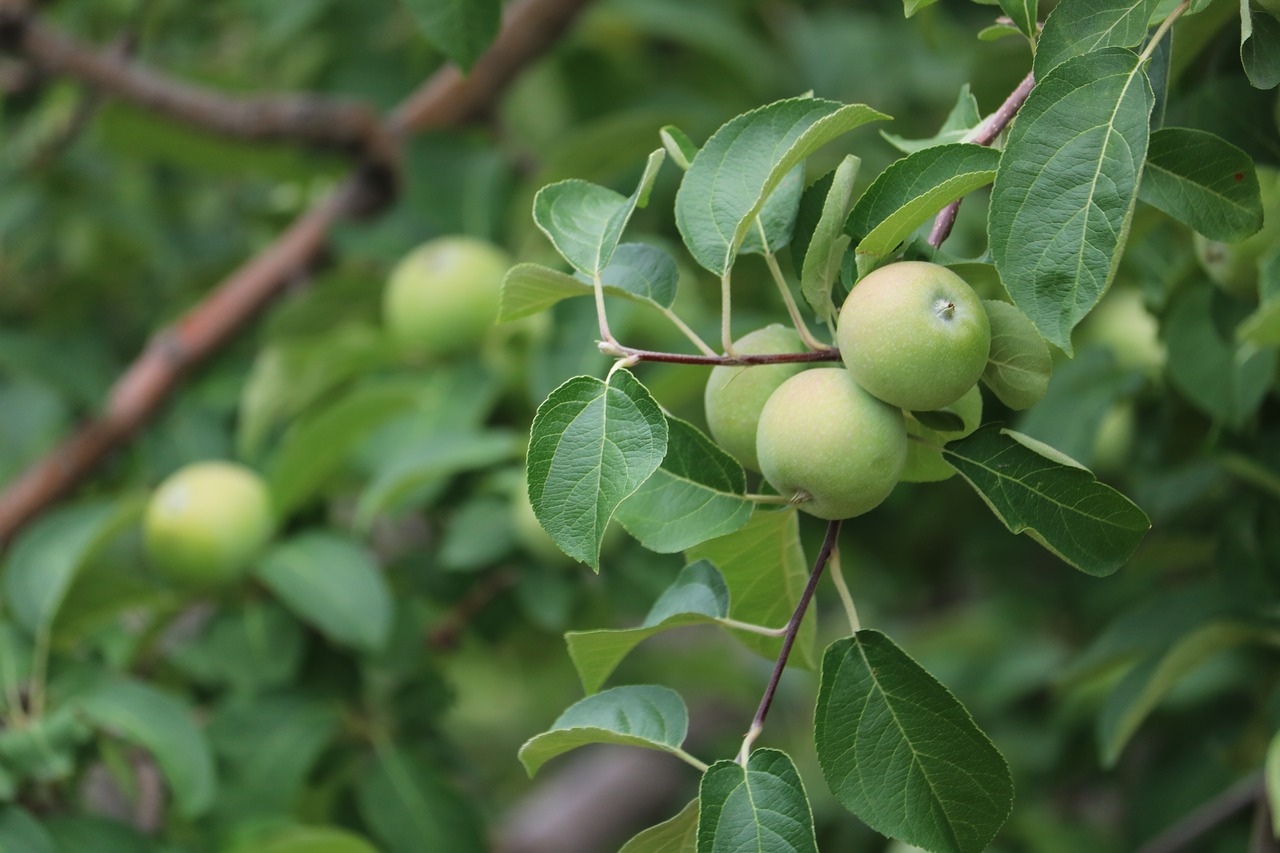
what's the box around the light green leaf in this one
[1267,731,1280,838]
[354,428,522,530]
[661,125,699,170]
[0,622,31,716]
[1241,4,1280,90]
[615,417,752,553]
[77,679,217,818]
[801,155,860,326]
[739,164,806,258]
[518,685,689,776]
[398,0,500,71]
[942,426,1150,575]
[904,0,942,16]
[998,0,1038,39]
[527,370,669,570]
[675,97,888,276]
[255,533,393,654]
[224,825,377,853]
[1035,0,1161,77]
[499,244,678,322]
[620,799,699,853]
[2,499,142,639]
[981,299,1053,410]
[0,807,54,853]
[44,817,155,853]
[1099,621,1280,765]
[698,749,818,853]
[0,705,90,784]
[846,144,1000,268]
[815,632,1012,853]
[265,380,421,517]
[533,149,665,275]
[1239,291,1280,348]
[566,561,729,693]
[356,747,487,853]
[1138,128,1264,241]
[990,49,1154,353]
[1167,287,1275,427]
[881,85,983,154]
[686,509,814,667]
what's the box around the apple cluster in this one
[705,261,990,520]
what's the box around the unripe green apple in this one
[1076,286,1165,376]
[383,236,512,358]
[1193,166,1280,300]
[703,324,806,471]
[144,461,274,586]
[901,383,983,483]
[837,261,991,411]
[756,368,907,519]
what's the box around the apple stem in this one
[720,270,739,357]
[736,518,841,763]
[601,345,842,367]
[827,547,861,635]
[657,306,718,357]
[591,270,617,346]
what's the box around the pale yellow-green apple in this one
[144,461,274,586]
[1193,166,1280,300]
[1076,286,1165,377]
[756,368,907,519]
[901,383,983,483]
[837,261,991,411]
[383,236,511,358]
[703,324,806,471]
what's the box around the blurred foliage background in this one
[2,0,1279,851]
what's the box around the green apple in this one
[901,383,983,483]
[756,368,907,519]
[383,236,512,358]
[1076,286,1165,376]
[144,461,274,586]
[837,261,991,411]
[1193,166,1280,300]
[703,324,806,471]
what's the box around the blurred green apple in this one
[1193,166,1280,300]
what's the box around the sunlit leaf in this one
[699,749,818,853]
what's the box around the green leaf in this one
[620,799,699,853]
[0,622,31,716]
[675,97,888,276]
[499,244,678,322]
[815,631,1012,853]
[265,380,421,517]
[1138,128,1264,242]
[881,85,983,154]
[686,509,813,666]
[354,428,521,530]
[518,685,689,776]
[533,149,665,275]
[1166,287,1276,427]
[942,426,1150,575]
[981,299,1053,410]
[1241,5,1280,90]
[2,498,142,639]
[527,370,669,570]
[615,416,753,553]
[904,0,942,16]
[846,144,1000,268]
[398,0,500,71]
[77,679,217,818]
[998,0,1038,39]
[44,818,154,853]
[739,165,806,258]
[661,125,699,170]
[0,705,91,784]
[566,561,729,693]
[990,49,1154,352]
[255,533,393,654]
[0,807,54,853]
[356,748,487,853]
[1034,0,1162,78]
[698,749,818,853]
[225,826,377,853]
[1267,731,1280,837]
[1098,620,1280,765]
[1240,288,1280,348]
[801,155,860,326]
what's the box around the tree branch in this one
[0,0,597,545]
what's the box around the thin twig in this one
[926,70,1036,250]
[428,570,519,651]
[736,518,841,764]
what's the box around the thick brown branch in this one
[0,0,596,545]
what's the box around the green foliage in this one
[698,750,819,853]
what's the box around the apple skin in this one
[703,324,806,471]
[837,261,991,411]
[1193,167,1280,300]
[901,383,983,483]
[383,236,512,358]
[144,462,274,586]
[756,368,907,520]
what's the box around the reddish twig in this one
[0,0,596,545]
[428,569,520,651]
[926,70,1035,250]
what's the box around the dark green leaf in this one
[815,631,1012,853]
[981,299,1053,410]
[0,807,53,853]
[1035,0,1161,77]
[881,85,983,154]
[942,426,1150,575]
[1139,128,1264,241]
[45,818,154,853]
[990,49,1154,352]
[698,749,818,853]
[527,370,669,570]
[998,0,1038,39]
[398,0,500,71]
[356,747,487,853]
[1242,6,1280,90]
